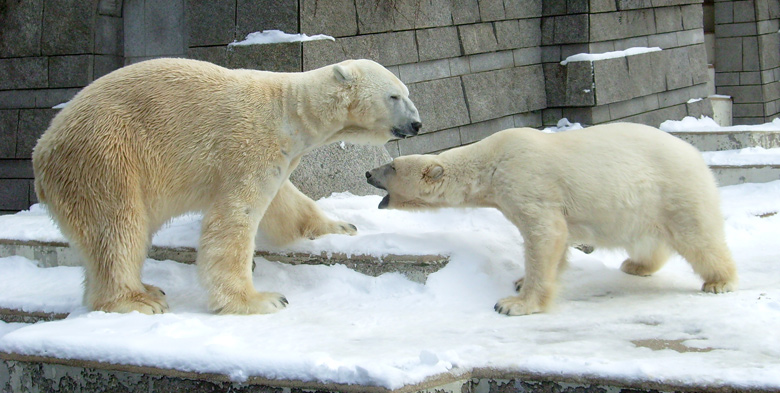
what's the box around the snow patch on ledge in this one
[229,30,335,47]
[561,47,662,65]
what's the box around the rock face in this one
[289,142,392,200]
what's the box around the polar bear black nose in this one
[411,122,422,133]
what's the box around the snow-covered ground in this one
[1,117,779,390]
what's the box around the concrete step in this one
[0,238,448,285]
[708,163,780,186]
[2,352,772,393]
[669,130,780,152]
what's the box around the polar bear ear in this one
[334,64,354,83]
[425,165,444,180]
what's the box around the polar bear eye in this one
[389,95,400,101]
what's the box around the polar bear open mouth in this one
[378,194,390,209]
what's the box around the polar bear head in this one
[365,154,455,210]
[327,59,422,145]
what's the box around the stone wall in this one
[542,0,714,127]
[1,0,779,213]
[713,0,780,124]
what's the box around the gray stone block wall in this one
[713,0,780,124]
[541,0,716,127]
[1,0,778,212]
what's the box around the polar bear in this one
[33,58,421,315]
[366,123,738,316]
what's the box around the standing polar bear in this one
[33,58,421,315]
[366,123,738,316]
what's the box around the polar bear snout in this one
[392,121,422,139]
[366,163,394,191]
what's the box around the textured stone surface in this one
[0,180,30,211]
[40,0,94,55]
[407,77,470,133]
[289,142,392,200]
[0,0,43,57]
[227,43,302,72]
[237,0,298,39]
[397,128,461,155]
[16,109,55,159]
[48,56,93,88]
[462,65,546,123]
[186,0,236,47]
[302,32,418,70]
[459,23,498,55]
[0,111,18,158]
[301,0,358,37]
[416,27,461,62]
[0,58,47,90]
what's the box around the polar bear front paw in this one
[494,295,543,316]
[218,292,289,315]
[307,219,358,240]
[96,285,169,314]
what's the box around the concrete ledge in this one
[710,165,780,186]
[2,353,775,393]
[0,239,448,285]
[669,131,780,151]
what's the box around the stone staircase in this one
[668,129,780,185]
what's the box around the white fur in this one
[33,58,420,315]
[371,123,738,316]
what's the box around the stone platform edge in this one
[1,352,774,393]
[0,238,449,285]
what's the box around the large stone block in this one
[479,0,507,21]
[48,56,93,88]
[398,59,451,84]
[188,47,229,68]
[16,109,56,159]
[0,110,19,158]
[358,0,453,32]
[451,0,480,24]
[94,55,124,79]
[95,15,123,55]
[302,31,418,71]
[495,19,541,50]
[459,116,515,145]
[289,142,391,200]
[0,91,36,110]
[590,0,618,12]
[397,128,461,155]
[237,0,298,39]
[628,50,666,96]
[681,4,704,29]
[0,0,43,57]
[553,14,589,44]
[593,57,631,105]
[505,0,543,18]
[186,0,235,46]
[513,46,542,66]
[616,0,653,10]
[227,42,301,72]
[41,0,94,55]
[543,63,566,107]
[564,61,596,106]
[0,58,47,90]
[144,0,186,57]
[665,47,694,90]
[462,65,546,123]
[459,23,498,55]
[733,0,757,23]
[590,9,656,41]
[0,179,30,211]
[33,88,81,109]
[759,33,780,70]
[407,77,470,133]
[301,0,357,37]
[468,51,515,73]
[715,37,743,72]
[655,6,683,33]
[416,27,461,62]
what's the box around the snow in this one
[560,47,662,66]
[661,116,780,132]
[703,147,780,166]
[2,118,780,390]
[2,188,780,389]
[230,30,335,47]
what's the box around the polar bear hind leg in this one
[620,239,672,277]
